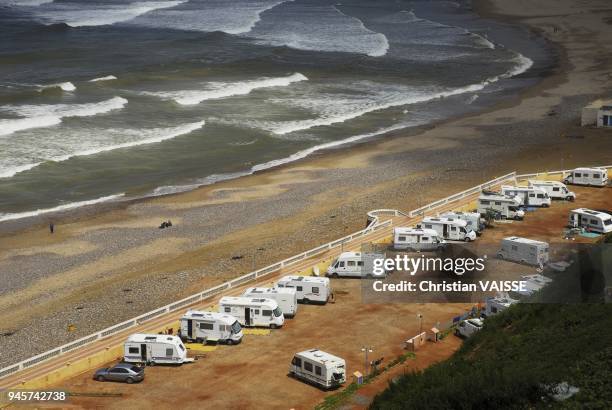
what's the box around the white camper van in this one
[501,185,551,207]
[276,276,331,304]
[393,228,445,251]
[528,180,576,201]
[326,252,386,278]
[218,297,285,328]
[440,211,485,235]
[123,334,192,365]
[242,287,298,317]
[569,208,612,234]
[179,310,243,345]
[517,274,553,296]
[484,293,519,317]
[478,192,525,220]
[497,237,549,266]
[289,349,346,389]
[563,167,608,187]
[418,217,477,242]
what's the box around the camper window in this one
[165,348,173,357]
[590,219,598,225]
[315,366,322,376]
[231,321,241,333]
[312,287,319,294]
[224,307,231,313]
[273,307,282,317]
[304,362,313,372]
[424,224,432,229]
[593,173,600,178]
[495,201,501,205]
[297,286,303,292]
[292,357,302,367]
[357,261,364,266]
[481,200,490,205]
[451,226,457,232]
[178,344,185,352]
[128,347,139,354]
[398,236,406,241]
[254,309,260,315]
[491,306,498,314]
[199,322,214,330]
[553,187,559,192]
[574,172,581,177]
[537,194,544,198]
[262,310,272,317]
[347,261,356,267]
[422,237,429,242]
[604,219,612,226]
[338,261,345,268]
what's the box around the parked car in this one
[94,363,145,383]
[455,318,484,338]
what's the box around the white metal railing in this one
[408,172,516,217]
[2,164,610,381]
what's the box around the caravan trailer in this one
[501,185,551,207]
[276,276,331,304]
[326,251,386,278]
[528,180,576,201]
[497,237,549,266]
[563,167,608,187]
[289,349,346,389]
[123,334,192,365]
[484,293,519,317]
[418,217,477,242]
[440,211,485,235]
[393,228,445,251]
[179,310,243,345]
[218,297,285,328]
[243,287,298,317]
[569,208,612,234]
[477,192,524,220]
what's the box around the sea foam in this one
[89,75,118,82]
[143,73,307,105]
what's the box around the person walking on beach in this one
[49,222,54,234]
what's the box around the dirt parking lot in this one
[44,185,612,409]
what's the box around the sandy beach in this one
[1,0,611,367]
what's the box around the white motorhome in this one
[326,251,386,278]
[242,287,298,317]
[569,208,612,234]
[418,217,477,242]
[393,228,445,251]
[528,180,576,201]
[289,349,346,389]
[276,276,331,304]
[484,293,519,317]
[179,310,243,345]
[563,167,608,187]
[497,237,549,266]
[455,318,484,338]
[440,211,485,234]
[501,185,551,207]
[478,191,525,220]
[218,297,285,328]
[516,274,553,296]
[123,334,192,365]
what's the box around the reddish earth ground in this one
[41,185,611,409]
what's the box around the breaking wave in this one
[89,75,117,82]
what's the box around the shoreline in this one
[1,0,612,368]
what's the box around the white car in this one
[455,318,484,338]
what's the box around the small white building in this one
[581,99,612,127]
[289,349,346,389]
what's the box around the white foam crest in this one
[249,3,389,57]
[39,81,76,92]
[128,0,291,35]
[0,194,125,223]
[144,73,307,105]
[7,0,54,6]
[39,1,186,27]
[0,120,204,178]
[89,75,117,82]
[256,52,532,135]
[0,97,127,137]
[54,120,205,161]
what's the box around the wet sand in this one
[1,0,612,367]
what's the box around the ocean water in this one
[0,0,550,220]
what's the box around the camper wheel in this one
[464,237,472,242]
[271,324,278,329]
[148,361,156,366]
[497,253,504,260]
[566,196,574,201]
[226,339,233,345]
[96,375,106,382]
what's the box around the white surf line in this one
[332,5,389,57]
[89,75,117,82]
[0,194,125,223]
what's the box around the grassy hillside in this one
[371,239,612,409]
